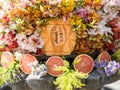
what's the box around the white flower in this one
[14,51,24,60]
[0,25,4,33]
[0,34,5,45]
[16,32,44,53]
[87,28,98,35]
[88,21,113,36]
[0,0,11,10]
[117,21,120,29]
[48,0,62,5]
[103,0,120,13]
[0,10,4,19]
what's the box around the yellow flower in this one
[60,0,75,14]
[81,24,86,31]
[69,15,82,26]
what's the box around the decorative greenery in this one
[54,59,88,90]
[0,61,20,87]
[112,49,120,62]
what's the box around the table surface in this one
[0,73,120,90]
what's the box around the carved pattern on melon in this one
[41,19,76,56]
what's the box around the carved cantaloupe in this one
[41,19,76,56]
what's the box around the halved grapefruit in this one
[1,51,15,68]
[19,54,38,74]
[98,51,111,63]
[73,54,94,73]
[46,56,65,77]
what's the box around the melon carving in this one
[41,19,76,56]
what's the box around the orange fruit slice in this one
[46,56,65,77]
[1,51,15,68]
[73,54,94,73]
[19,54,38,74]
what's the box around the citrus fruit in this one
[46,56,65,77]
[73,54,94,73]
[19,54,38,74]
[98,51,111,63]
[1,51,15,68]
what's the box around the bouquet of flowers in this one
[0,0,119,56]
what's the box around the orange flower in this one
[84,0,102,10]
[88,10,100,22]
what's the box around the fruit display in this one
[46,56,65,76]
[73,54,94,73]
[0,0,120,90]
[19,54,38,74]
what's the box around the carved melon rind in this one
[41,19,76,56]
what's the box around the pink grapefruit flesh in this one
[73,54,94,73]
[98,51,111,63]
[46,56,65,77]
[19,54,38,74]
[1,51,15,68]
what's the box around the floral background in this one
[0,0,120,56]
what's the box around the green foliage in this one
[0,62,20,87]
[87,19,97,28]
[54,60,88,90]
[112,49,120,62]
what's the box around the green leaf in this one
[0,62,20,87]
[54,70,88,90]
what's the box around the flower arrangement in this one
[95,60,119,76]
[0,0,119,55]
[0,0,120,90]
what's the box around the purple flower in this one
[94,61,99,67]
[104,61,119,76]
[99,61,107,68]
[115,63,119,69]
[104,67,112,76]
[97,68,104,74]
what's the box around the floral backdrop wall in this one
[0,0,119,56]
[0,0,120,90]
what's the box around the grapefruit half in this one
[98,51,111,63]
[46,56,65,77]
[1,51,15,68]
[73,54,94,73]
[19,54,38,74]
